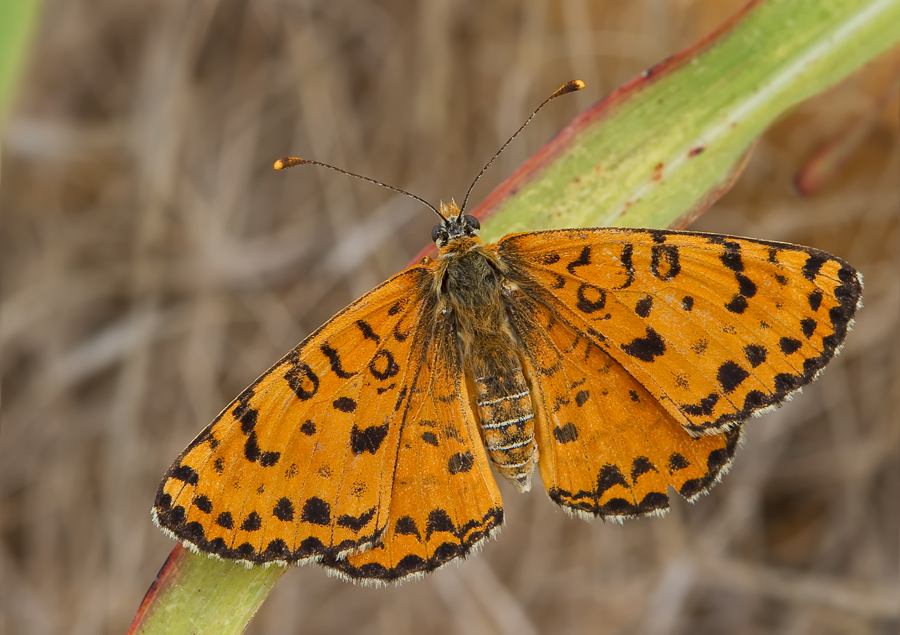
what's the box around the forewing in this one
[507,291,741,519]
[321,315,504,585]
[498,229,861,436]
[153,266,438,565]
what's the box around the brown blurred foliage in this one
[1,1,897,634]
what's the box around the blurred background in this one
[1,1,897,634]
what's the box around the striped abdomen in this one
[475,367,537,492]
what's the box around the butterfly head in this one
[432,200,481,248]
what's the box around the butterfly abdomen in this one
[474,369,537,492]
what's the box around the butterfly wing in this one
[497,229,862,437]
[154,265,441,565]
[505,289,741,518]
[321,314,503,584]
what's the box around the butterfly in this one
[152,81,862,586]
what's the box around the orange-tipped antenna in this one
[274,156,443,219]
[460,79,585,214]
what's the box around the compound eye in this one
[431,224,445,243]
[463,215,480,230]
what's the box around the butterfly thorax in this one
[433,229,538,492]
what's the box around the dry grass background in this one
[1,1,898,634]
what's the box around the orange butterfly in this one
[153,81,861,585]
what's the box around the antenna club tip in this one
[273,157,306,170]
[553,80,585,98]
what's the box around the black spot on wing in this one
[575,390,589,407]
[719,241,743,272]
[350,423,390,455]
[301,497,331,525]
[802,253,828,281]
[355,320,380,343]
[284,362,319,401]
[236,405,258,434]
[668,453,690,473]
[244,433,260,462]
[243,432,280,467]
[681,393,719,417]
[635,295,653,318]
[155,492,173,512]
[736,273,757,298]
[621,327,666,362]
[387,300,406,316]
[597,464,629,496]
[262,539,291,560]
[393,322,410,342]
[333,397,357,413]
[321,344,355,379]
[631,457,657,482]
[395,516,421,539]
[566,246,592,275]
[425,509,455,539]
[181,521,206,546]
[337,507,376,532]
[717,361,749,394]
[743,344,767,368]
[240,512,262,532]
[779,337,803,355]
[541,253,560,265]
[576,284,606,313]
[800,318,817,338]
[681,296,694,311]
[300,420,316,436]
[369,350,400,380]
[725,295,748,314]
[774,373,800,393]
[216,512,234,530]
[273,497,294,521]
[553,422,579,444]
[194,495,212,513]
[743,390,768,411]
[171,464,199,485]
[650,244,680,280]
[618,244,635,289]
[259,449,280,468]
[294,537,326,559]
[448,452,474,474]
[808,290,823,311]
[636,492,669,514]
[421,431,438,446]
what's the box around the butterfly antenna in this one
[459,80,585,214]
[274,157,444,219]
